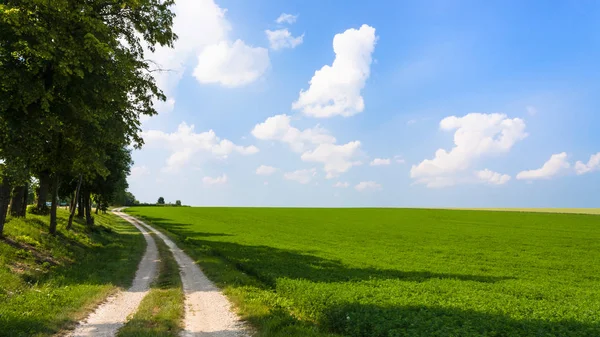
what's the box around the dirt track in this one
[67,210,159,337]
[68,209,247,337]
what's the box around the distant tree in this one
[175,200,182,206]
[157,197,165,205]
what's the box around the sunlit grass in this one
[126,207,600,337]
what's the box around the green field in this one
[125,207,600,337]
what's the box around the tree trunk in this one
[20,183,28,217]
[36,171,50,211]
[49,174,59,235]
[10,186,25,217]
[84,190,93,226]
[67,175,82,230]
[0,179,12,237]
[77,189,84,218]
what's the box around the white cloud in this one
[370,158,391,166]
[251,114,335,152]
[143,0,270,110]
[256,165,277,176]
[203,174,228,185]
[414,176,458,188]
[476,169,511,185]
[394,155,406,164]
[355,181,382,191]
[575,152,600,175]
[407,119,417,125]
[129,166,150,179]
[516,152,570,180]
[275,13,297,24]
[292,24,377,118]
[301,141,362,178]
[333,182,350,188]
[194,40,270,87]
[411,113,527,187]
[252,115,362,177]
[284,168,316,184]
[526,106,537,116]
[266,29,304,50]
[142,122,258,172]
[142,0,232,114]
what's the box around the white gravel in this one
[133,217,249,337]
[67,209,159,337]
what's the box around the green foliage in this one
[126,207,600,337]
[0,0,176,234]
[175,200,181,207]
[157,197,165,205]
[117,234,184,337]
[0,209,146,337]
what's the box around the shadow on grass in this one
[0,213,147,337]
[136,215,513,286]
[319,303,600,337]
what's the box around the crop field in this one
[126,207,600,337]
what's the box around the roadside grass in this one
[126,207,600,337]
[118,233,184,337]
[0,210,146,337]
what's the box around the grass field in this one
[126,207,600,337]
[0,210,146,337]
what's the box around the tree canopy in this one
[0,0,176,235]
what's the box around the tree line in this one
[0,0,177,236]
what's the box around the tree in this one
[157,197,165,205]
[0,0,176,235]
[175,200,182,206]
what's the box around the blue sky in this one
[128,0,600,207]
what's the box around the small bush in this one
[28,205,49,215]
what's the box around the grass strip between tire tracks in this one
[117,232,184,337]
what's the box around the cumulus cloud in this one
[355,181,382,191]
[142,0,231,114]
[252,115,362,177]
[411,113,527,188]
[266,29,304,50]
[301,141,362,178]
[275,13,297,24]
[129,166,150,179]
[256,165,277,176]
[575,152,600,175]
[284,168,316,184]
[370,158,390,166]
[476,169,511,185]
[143,122,258,172]
[333,182,349,188]
[516,152,570,180]
[292,24,377,118]
[251,114,335,152]
[203,174,228,185]
[194,40,270,87]
[143,0,269,112]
